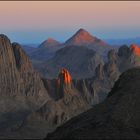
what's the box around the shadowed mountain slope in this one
[38,45,104,79]
[29,38,63,61]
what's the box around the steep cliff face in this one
[57,68,72,84]
[89,49,120,104]
[0,35,50,129]
[56,68,73,99]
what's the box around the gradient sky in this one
[0,1,140,44]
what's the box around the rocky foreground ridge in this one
[0,34,50,124]
[47,67,140,139]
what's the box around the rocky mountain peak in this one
[57,68,72,85]
[0,34,11,47]
[75,28,93,37]
[55,68,73,99]
[118,45,130,57]
[12,42,32,70]
[65,28,99,45]
[130,44,140,56]
[0,34,49,114]
[39,38,60,48]
[47,38,59,44]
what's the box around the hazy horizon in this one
[0,1,140,44]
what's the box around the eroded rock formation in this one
[46,67,140,139]
[0,34,50,130]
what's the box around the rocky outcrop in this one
[130,44,140,56]
[18,68,91,139]
[95,63,105,80]
[89,49,120,104]
[57,68,72,84]
[47,67,140,139]
[0,34,50,130]
[118,44,130,57]
[91,44,140,104]
[56,68,72,98]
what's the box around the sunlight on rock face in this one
[57,68,72,85]
[131,44,140,56]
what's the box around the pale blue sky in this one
[0,1,140,44]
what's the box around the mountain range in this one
[29,28,112,62]
[0,29,140,139]
[28,28,112,79]
[65,28,112,54]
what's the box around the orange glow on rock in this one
[131,44,140,56]
[57,68,72,85]
[61,68,72,84]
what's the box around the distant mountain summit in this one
[65,28,99,45]
[24,28,112,63]
[30,38,63,61]
[65,28,112,54]
[39,38,61,48]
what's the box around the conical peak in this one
[65,28,100,45]
[74,28,94,39]
[76,28,89,34]
[47,38,59,44]
[39,37,60,48]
